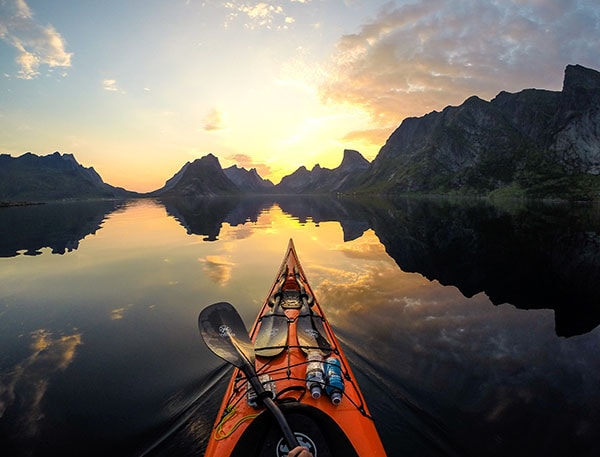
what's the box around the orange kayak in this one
[203,239,387,456]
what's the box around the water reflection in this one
[4,197,599,336]
[314,234,600,456]
[1,198,599,457]
[161,195,600,337]
[0,200,126,257]
[363,197,600,337]
[160,197,270,241]
[0,329,83,454]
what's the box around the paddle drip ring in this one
[218,324,235,338]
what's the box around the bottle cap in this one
[310,386,321,399]
[331,391,342,405]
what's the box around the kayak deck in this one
[204,239,386,457]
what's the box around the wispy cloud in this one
[199,255,235,286]
[203,107,227,132]
[227,152,273,178]
[0,0,72,79]
[102,79,125,93]
[341,127,394,148]
[224,1,297,30]
[319,0,600,126]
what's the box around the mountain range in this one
[2,64,600,202]
[0,152,137,203]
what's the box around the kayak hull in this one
[203,239,386,457]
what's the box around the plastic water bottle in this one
[325,357,344,405]
[305,351,325,399]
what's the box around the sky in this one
[1,0,600,192]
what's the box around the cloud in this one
[0,329,82,448]
[341,127,395,148]
[110,304,134,320]
[227,153,273,178]
[223,1,297,30]
[199,255,235,286]
[0,0,72,79]
[102,79,124,93]
[319,0,600,127]
[203,107,227,132]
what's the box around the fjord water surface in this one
[1,197,599,456]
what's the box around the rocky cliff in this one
[359,64,600,199]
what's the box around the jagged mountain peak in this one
[275,149,370,193]
[223,164,274,192]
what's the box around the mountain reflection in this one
[162,195,600,337]
[366,197,600,337]
[2,196,598,337]
[0,200,126,257]
[160,196,270,241]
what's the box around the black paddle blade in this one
[198,302,255,369]
[297,299,332,356]
[199,302,300,450]
[255,305,289,358]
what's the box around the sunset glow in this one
[2,0,600,192]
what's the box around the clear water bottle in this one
[325,357,344,405]
[305,350,325,399]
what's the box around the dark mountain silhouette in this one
[4,65,600,201]
[0,152,137,202]
[275,149,370,193]
[223,165,274,192]
[152,153,240,197]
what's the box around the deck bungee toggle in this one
[199,239,387,457]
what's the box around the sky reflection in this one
[1,199,599,456]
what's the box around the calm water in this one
[1,196,599,457]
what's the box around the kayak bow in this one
[201,239,386,457]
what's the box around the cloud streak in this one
[0,0,72,79]
[320,0,600,127]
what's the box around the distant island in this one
[2,64,600,203]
